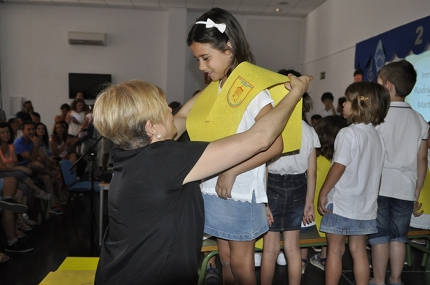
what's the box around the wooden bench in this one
[199,228,430,285]
[199,227,326,285]
[405,229,430,267]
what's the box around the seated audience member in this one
[353,69,364,82]
[311,114,322,127]
[13,121,63,215]
[319,92,336,117]
[8,118,21,139]
[0,176,34,254]
[50,121,78,164]
[54,103,71,123]
[15,100,33,122]
[35,123,53,158]
[30,112,41,124]
[0,122,51,200]
[337,97,346,116]
[93,76,311,284]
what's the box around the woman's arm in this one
[183,74,312,184]
[50,137,67,157]
[173,91,201,140]
[214,103,283,199]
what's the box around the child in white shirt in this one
[318,82,390,285]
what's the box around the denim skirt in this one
[320,204,377,236]
[203,191,268,241]
[267,173,307,232]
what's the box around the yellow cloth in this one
[315,156,331,238]
[418,168,430,214]
[187,62,302,153]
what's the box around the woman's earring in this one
[156,134,162,139]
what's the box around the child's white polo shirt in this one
[377,102,429,201]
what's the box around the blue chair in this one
[59,159,100,216]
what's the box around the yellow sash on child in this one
[186,62,302,153]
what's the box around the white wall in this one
[0,4,303,132]
[0,4,168,131]
[303,0,430,117]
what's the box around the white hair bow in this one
[195,18,226,33]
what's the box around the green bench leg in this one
[198,251,219,285]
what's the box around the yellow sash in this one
[186,62,302,153]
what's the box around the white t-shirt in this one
[269,120,320,175]
[327,123,385,220]
[200,89,273,203]
[319,108,335,118]
[377,102,429,201]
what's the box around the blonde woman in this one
[93,75,312,285]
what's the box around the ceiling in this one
[0,0,326,17]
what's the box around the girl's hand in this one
[265,204,274,227]
[215,171,236,199]
[4,163,14,170]
[317,194,330,216]
[17,165,32,175]
[413,201,424,217]
[302,202,315,225]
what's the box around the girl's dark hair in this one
[314,116,349,160]
[0,122,15,144]
[52,121,68,145]
[70,98,86,111]
[36,122,49,146]
[187,7,255,77]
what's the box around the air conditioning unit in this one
[68,31,107,46]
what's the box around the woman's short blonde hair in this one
[344,81,390,126]
[93,80,169,150]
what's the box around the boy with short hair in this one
[319,92,336,117]
[369,59,428,285]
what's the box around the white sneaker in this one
[276,252,287,266]
[254,252,262,267]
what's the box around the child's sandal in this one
[301,258,308,274]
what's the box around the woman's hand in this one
[284,74,313,95]
[215,171,236,199]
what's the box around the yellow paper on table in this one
[187,61,302,153]
[39,270,95,285]
[57,257,99,271]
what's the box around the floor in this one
[0,193,430,285]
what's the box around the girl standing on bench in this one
[260,70,319,285]
[309,115,349,272]
[317,82,390,285]
[175,7,303,285]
